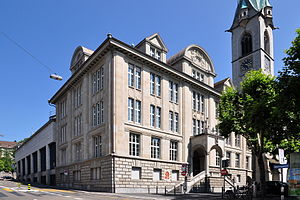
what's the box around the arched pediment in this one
[70,46,94,68]
[168,44,215,74]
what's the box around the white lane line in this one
[74,198,82,200]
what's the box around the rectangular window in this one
[169,81,173,102]
[226,151,231,167]
[100,66,104,90]
[174,112,179,132]
[151,137,160,159]
[153,169,161,181]
[150,105,155,127]
[61,149,66,165]
[156,107,161,128]
[246,156,250,169]
[61,125,66,143]
[200,74,205,82]
[96,69,100,92]
[201,121,205,134]
[91,167,101,180]
[74,114,82,137]
[92,101,104,126]
[193,92,196,110]
[75,143,82,161]
[128,98,134,121]
[226,135,232,146]
[237,175,241,183]
[100,100,104,124]
[215,101,219,118]
[196,72,200,80]
[60,99,67,119]
[128,64,141,90]
[92,67,103,94]
[170,141,178,161]
[192,70,196,78]
[73,170,81,181]
[172,170,179,181]
[235,153,240,168]
[200,94,205,113]
[196,120,200,135]
[135,100,141,124]
[193,119,196,135]
[216,151,221,166]
[150,73,161,97]
[93,135,102,158]
[73,85,82,108]
[129,133,140,156]
[169,111,174,131]
[155,75,161,96]
[92,73,97,94]
[173,83,178,103]
[150,73,155,95]
[150,47,155,57]
[135,67,141,90]
[128,98,141,123]
[155,51,161,60]
[128,64,134,87]
[131,167,141,180]
[235,133,241,147]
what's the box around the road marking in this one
[74,198,82,200]
[2,188,13,192]
[37,189,75,193]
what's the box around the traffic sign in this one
[181,164,189,176]
[221,169,229,176]
[273,163,289,169]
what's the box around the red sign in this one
[164,171,170,180]
[221,169,228,176]
[181,164,188,176]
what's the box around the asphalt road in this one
[0,180,224,200]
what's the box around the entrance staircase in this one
[168,171,235,194]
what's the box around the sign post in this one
[279,149,285,183]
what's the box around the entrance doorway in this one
[193,148,206,176]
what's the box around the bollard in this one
[156,186,158,194]
[17,183,21,188]
[280,186,285,200]
[222,187,224,199]
[174,185,176,195]
[28,184,31,190]
[148,186,150,194]
[165,186,167,195]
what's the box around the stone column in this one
[24,157,28,179]
[37,149,41,183]
[46,144,50,185]
[30,154,34,182]
[205,153,210,176]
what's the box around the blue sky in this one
[0,0,299,142]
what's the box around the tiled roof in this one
[0,141,17,149]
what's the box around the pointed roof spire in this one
[248,0,272,11]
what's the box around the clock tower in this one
[228,0,275,87]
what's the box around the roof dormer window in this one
[150,47,161,61]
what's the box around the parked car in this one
[1,176,13,180]
[265,181,288,196]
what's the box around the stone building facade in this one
[49,32,252,193]
[15,116,56,185]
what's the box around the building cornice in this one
[49,36,221,104]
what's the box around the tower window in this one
[241,33,252,56]
[264,31,270,55]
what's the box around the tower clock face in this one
[240,58,253,76]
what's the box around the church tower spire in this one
[228,0,275,87]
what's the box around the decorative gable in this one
[135,33,168,63]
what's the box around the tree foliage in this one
[275,28,300,154]
[0,149,14,173]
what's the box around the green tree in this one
[218,70,278,195]
[275,29,300,153]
